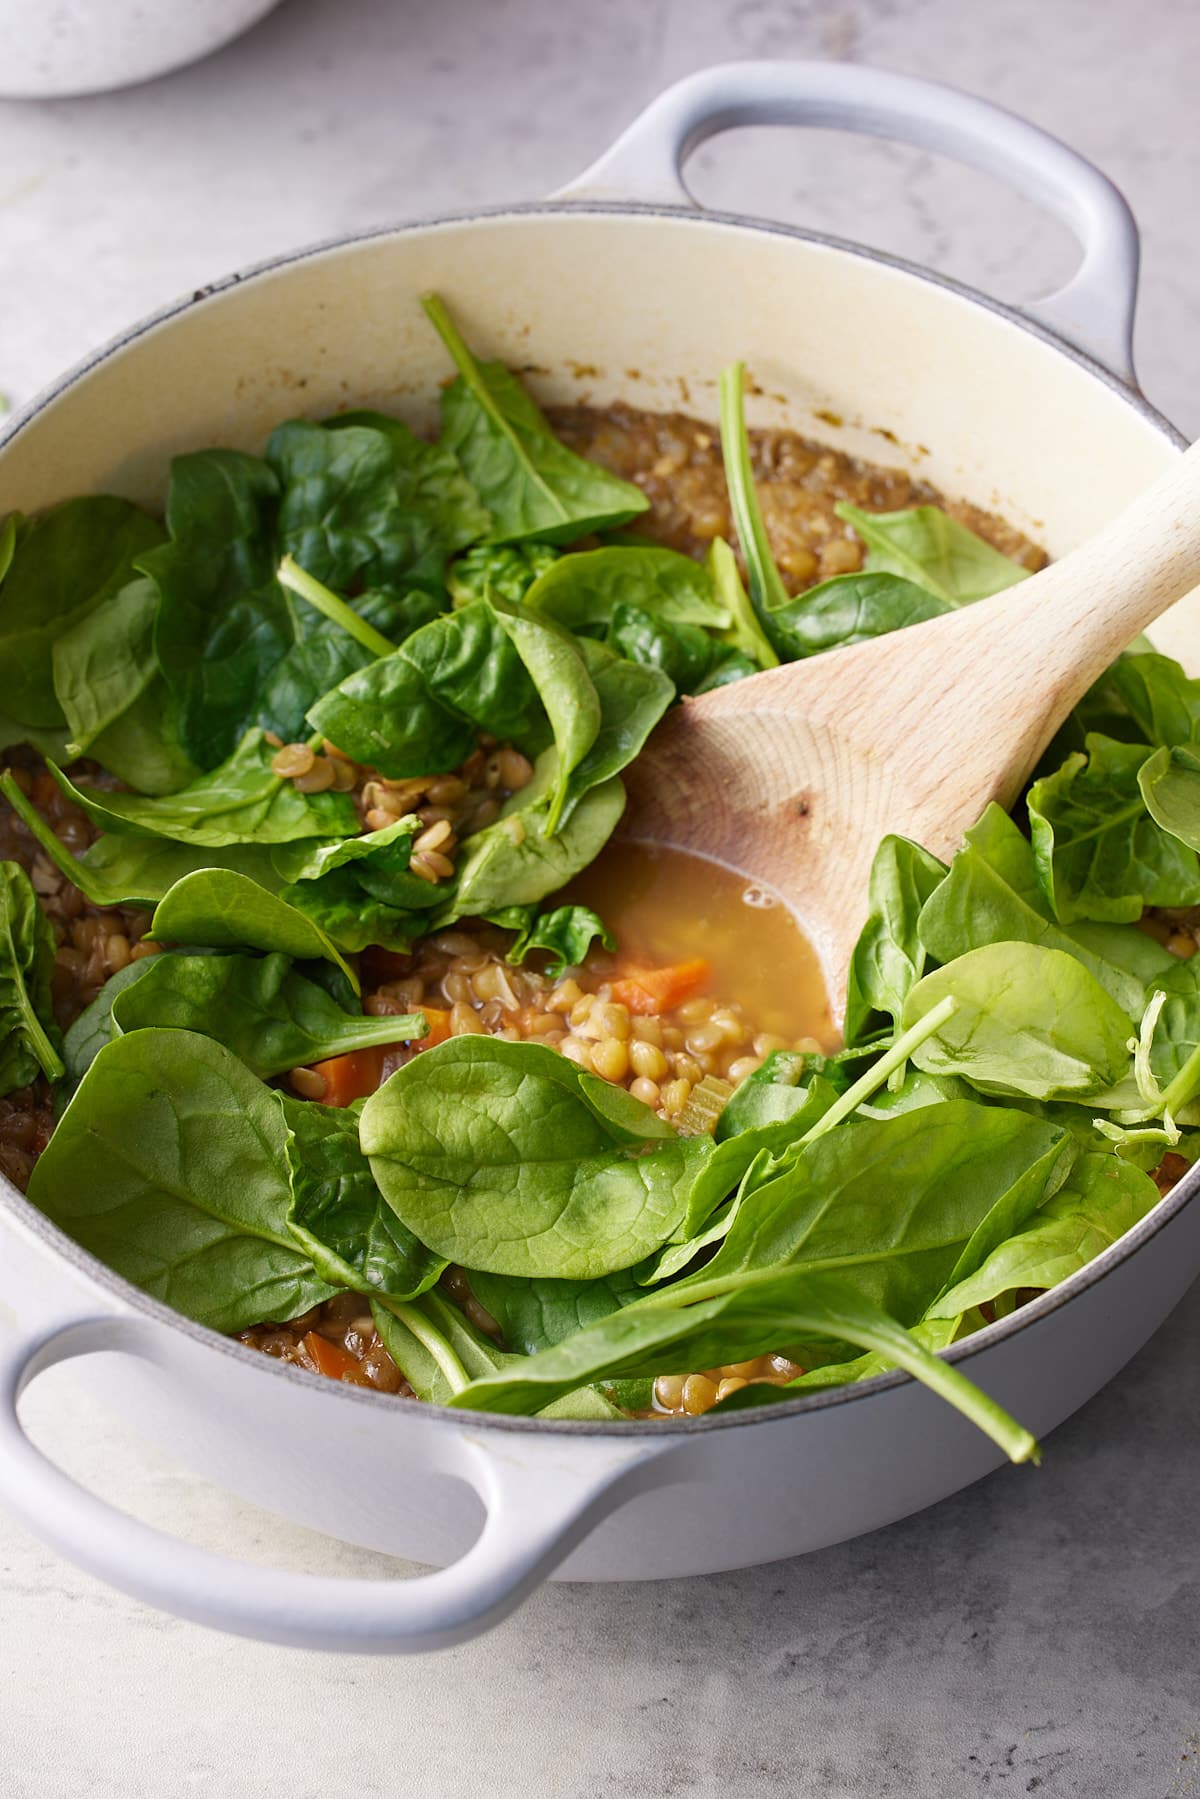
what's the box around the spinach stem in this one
[717,362,791,617]
[277,555,394,660]
[377,1297,471,1394]
[798,995,959,1146]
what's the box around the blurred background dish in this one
[0,0,282,99]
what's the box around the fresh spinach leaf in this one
[0,497,164,732]
[844,835,948,1044]
[282,1097,445,1300]
[447,542,559,609]
[327,410,491,555]
[917,803,1173,1020]
[928,1153,1160,1318]
[148,869,358,989]
[1028,734,1200,923]
[51,573,200,795]
[835,502,1030,604]
[423,295,648,543]
[1086,651,1200,750]
[714,1050,809,1141]
[523,545,730,635]
[468,1266,644,1356]
[26,1030,336,1332]
[270,815,418,886]
[503,904,615,978]
[49,731,357,848]
[1139,743,1200,853]
[0,770,281,909]
[306,600,555,778]
[360,1035,712,1279]
[0,861,64,1093]
[111,951,426,1077]
[769,570,950,659]
[59,959,156,1101]
[677,1101,1071,1323]
[558,637,674,821]
[447,769,626,920]
[143,448,422,769]
[448,1265,1039,1463]
[605,601,716,692]
[903,942,1134,1099]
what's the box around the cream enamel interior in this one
[3,206,1195,662]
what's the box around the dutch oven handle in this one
[0,1311,690,1653]
[557,61,1140,386]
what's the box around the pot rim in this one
[2,193,1194,1440]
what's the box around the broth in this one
[569,839,836,1050]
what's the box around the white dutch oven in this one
[1,63,1197,1654]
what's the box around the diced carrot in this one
[417,1005,452,1047]
[310,1046,387,1106]
[302,1332,360,1381]
[610,957,712,1016]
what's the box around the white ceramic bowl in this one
[1,62,1197,1653]
[0,0,281,99]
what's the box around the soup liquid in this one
[568,840,836,1051]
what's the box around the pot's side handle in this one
[557,61,1140,386]
[0,1313,689,1654]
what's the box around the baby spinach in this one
[1129,960,1200,1122]
[0,496,164,733]
[423,295,648,543]
[270,816,418,886]
[523,545,730,635]
[1139,743,1200,852]
[0,861,64,1093]
[502,903,615,978]
[448,1264,1039,1464]
[845,835,948,1044]
[1028,734,1200,923]
[557,638,673,822]
[714,1049,810,1140]
[468,1266,644,1356]
[110,951,426,1077]
[51,574,199,795]
[834,502,1029,605]
[605,603,717,693]
[359,1035,712,1279]
[59,959,155,1100]
[306,600,557,778]
[282,1098,445,1300]
[148,869,357,989]
[903,942,1134,1100]
[928,1153,1160,1319]
[732,1316,962,1406]
[327,410,491,555]
[1087,651,1200,750]
[143,448,425,769]
[0,771,281,909]
[447,770,626,921]
[768,570,950,660]
[447,543,559,609]
[26,1030,336,1332]
[917,803,1173,1020]
[267,420,446,599]
[50,730,357,848]
[677,1101,1071,1325]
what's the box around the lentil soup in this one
[1,296,1192,1461]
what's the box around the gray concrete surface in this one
[3,2,1200,1793]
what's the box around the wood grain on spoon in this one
[623,439,1200,1023]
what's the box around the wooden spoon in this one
[621,440,1200,1023]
